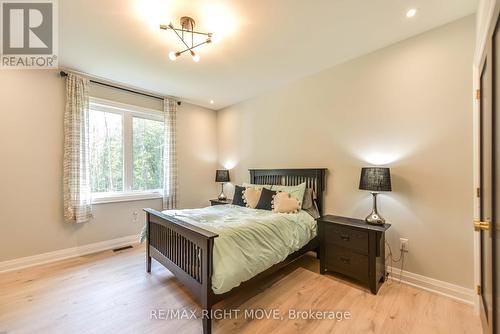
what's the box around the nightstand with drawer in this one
[318,215,391,294]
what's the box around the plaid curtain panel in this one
[163,98,178,209]
[63,74,93,223]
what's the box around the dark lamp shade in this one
[215,170,230,183]
[359,167,392,192]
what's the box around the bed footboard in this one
[144,208,218,334]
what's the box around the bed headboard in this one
[249,168,327,216]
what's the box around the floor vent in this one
[113,245,133,252]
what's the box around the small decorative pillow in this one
[272,191,301,214]
[272,182,306,204]
[256,188,277,211]
[243,187,262,209]
[232,185,246,207]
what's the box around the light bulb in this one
[406,8,417,18]
[168,51,177,61]
[210,100,214,104]
[192,53,200,62]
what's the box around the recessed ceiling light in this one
[406,8,417,18]
[210,100,215,104]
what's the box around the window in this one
[89,109,123,193]
[89,98,164,203]
[132,117,164,191]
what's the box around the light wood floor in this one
[0,245,481,334]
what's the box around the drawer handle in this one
[340,234,350,241]
[340,257,350,264]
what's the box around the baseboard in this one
[0,235,139,273]
[387,266,475,305]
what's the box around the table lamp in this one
[359,167,392,225]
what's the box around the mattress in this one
[161,204,317,294]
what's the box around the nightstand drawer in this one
[323,224,368,254]
[324,244,369,283]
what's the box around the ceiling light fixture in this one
[406,8,417,18]
[160,16,212,62]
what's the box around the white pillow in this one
[242,182,272,190]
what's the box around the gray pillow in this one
[302,188,320,219]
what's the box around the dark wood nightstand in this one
[209,199,232,206]
[318,215,391,294]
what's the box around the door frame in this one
[474,0,500,316]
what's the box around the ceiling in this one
[60,0,477,110]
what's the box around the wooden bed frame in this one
[144,168,326,334]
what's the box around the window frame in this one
[89,97,164,204]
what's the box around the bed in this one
[144,168,326,334]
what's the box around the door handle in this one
[473,219,491,231]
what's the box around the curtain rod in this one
[59,70,181,106]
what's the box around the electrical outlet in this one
[132,211,139,223]
[400,238,409,253]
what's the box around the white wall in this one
[0,70,218,261]
[217,16,475,288]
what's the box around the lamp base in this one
[365,192,386,225]
[365,211,385,225]
[218,183,226,201]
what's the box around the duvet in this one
[161,204,317,294]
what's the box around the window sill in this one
[92,192,163,204]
